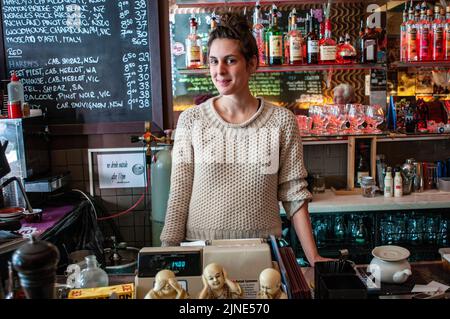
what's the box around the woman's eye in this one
[226,58,235,64]
[209,59,217,65]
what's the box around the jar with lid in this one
[78,255,109,288]
[361,176,376,197]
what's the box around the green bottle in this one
[355,219,368,245]
[266,6,283,65]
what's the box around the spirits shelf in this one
[175,0,386,7]
[390,61,450,68]
[376,132,450,142]
[178,63,385,74]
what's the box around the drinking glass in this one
[309,105,329,135]
[296,115,313,136]
[312,174,326,193]
[365,104,385,133]
[345,104,365,134]
[325,104,346,135]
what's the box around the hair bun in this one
[220,13,251,32]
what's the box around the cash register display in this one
[138,251,202,277]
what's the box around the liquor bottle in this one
[266,5,283,65]
[306,12,319,64]
[400,6,409,62]
[319,18,336,64]
[384,167,393,197]
[418,8,432,61]
[358,20,365,62]
[252,2,266,66]
[356,143,370,187]
[406,6,419,61]
[361,17,378,63]
[336,33,356,64]
[445,6,450,60]
[284,10,292,65]
[432,5,445,61]
[185,17,203,69]
[286,8,303,65]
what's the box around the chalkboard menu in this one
[174,71,323,111]
[171,12,323,111]
[1,0,156,124]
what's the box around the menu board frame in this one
[0,0,166,134]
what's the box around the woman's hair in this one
[207,13,258,66]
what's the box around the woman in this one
[160,13,328,266]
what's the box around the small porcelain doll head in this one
[155,269,177,295]
[203,263,225,290]
[259,268,282,298]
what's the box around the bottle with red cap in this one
[7,72,25,118]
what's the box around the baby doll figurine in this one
[198,263,243,299]
[144,269,188,299]
[257,268,287,299]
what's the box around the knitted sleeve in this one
[160,110,195,246]
[277,110,313,216]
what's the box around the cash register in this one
[134,239,273,299]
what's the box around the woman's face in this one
[208,38,256,96]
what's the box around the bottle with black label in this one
[360,17,378,63]
[306,11,319,64]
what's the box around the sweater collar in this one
[201,96,274,130]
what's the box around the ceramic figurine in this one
[144,269,188,299]
[198,263,243,299]
[257,268,287,299]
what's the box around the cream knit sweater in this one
[160,97,312,246]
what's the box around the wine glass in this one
[309,105,329,135]
[345,104,365,134]
[325,104,346,135]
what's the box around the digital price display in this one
[137,250,202,277]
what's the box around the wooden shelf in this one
[175,0,387,7]
[390,61,450,68]
[178,63,385,75]
[301,132,450,145]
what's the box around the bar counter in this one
[309,190,450,213]
[62,260,449,299]
[301,260,450,299]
